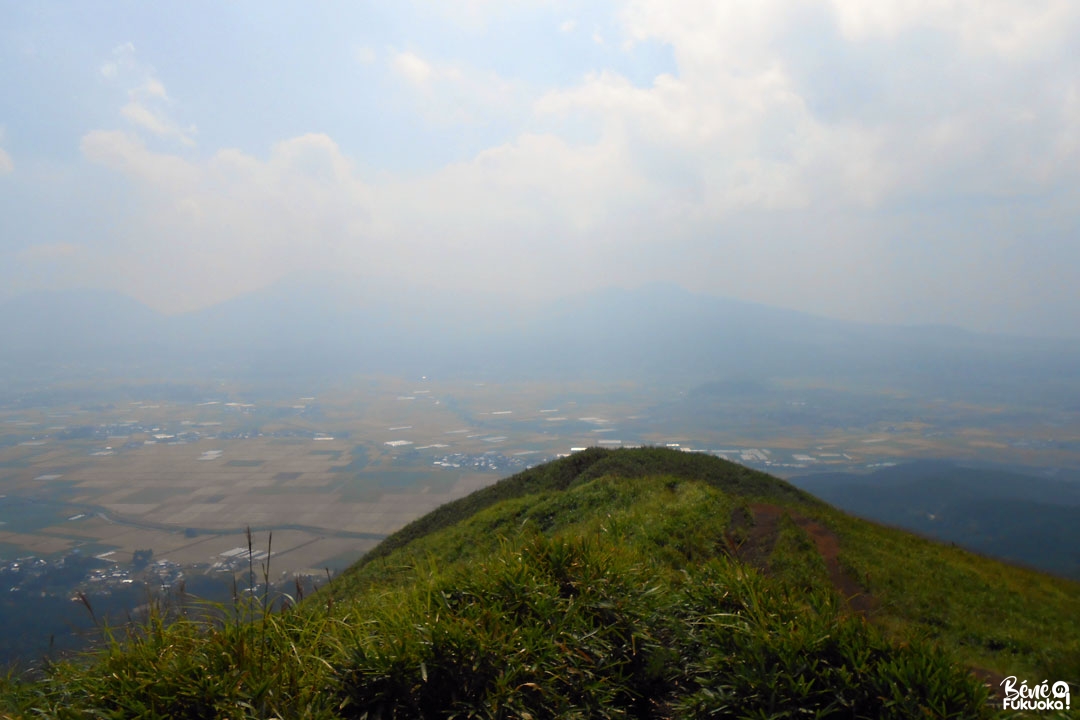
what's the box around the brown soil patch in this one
[788,514,877,617]
[726,503,784,570]
[728,503,875,617]
[729,503,998,700]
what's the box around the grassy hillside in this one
[2,448,1077,718]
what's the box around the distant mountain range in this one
[791,460,1080,579]
[3,279,1080,403]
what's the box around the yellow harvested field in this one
[0,532,77,556]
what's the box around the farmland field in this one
[0,377,659,575]
[2,374,1078,576]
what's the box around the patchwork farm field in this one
[0,435,468,573]
[3,374,1077,577]
[0,377,646,575]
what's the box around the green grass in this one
[820,507,1080,681]
[352,447,815,569]
[1,448,1075,718]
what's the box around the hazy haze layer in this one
[1,1,1079,335]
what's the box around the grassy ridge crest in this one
[354,446,815,569]
[1,448,1077,719]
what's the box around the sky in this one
[1,0,1078,336]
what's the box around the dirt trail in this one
[726,503,783,569]
[788,513,877,617]
[728,503,874,616]
[727,503,1002,701]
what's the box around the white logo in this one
[1000,676,1071,712]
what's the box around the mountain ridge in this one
[3,448,1076,718]
[4,280,1080,399]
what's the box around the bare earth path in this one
[727,503,1004,701]
[727,503,874,616]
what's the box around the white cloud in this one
[78,130,376,312]
[33,1,1080,333]
[0,127,13,174]
[99,43,195,146]
[559,19,576,33]
[81,130,198,185]
[547,0,1080,211]
[75,118,666,311]
[827,0,1079,58]
[568,0,1078,329]
[18,242,81,262]
[392,51,433,86]
[389,49,524,126]
[99,42,135,80]
[143,77,169,100]
[120,101,196,146]
[99,42,135,79]
[353,45,377,65]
